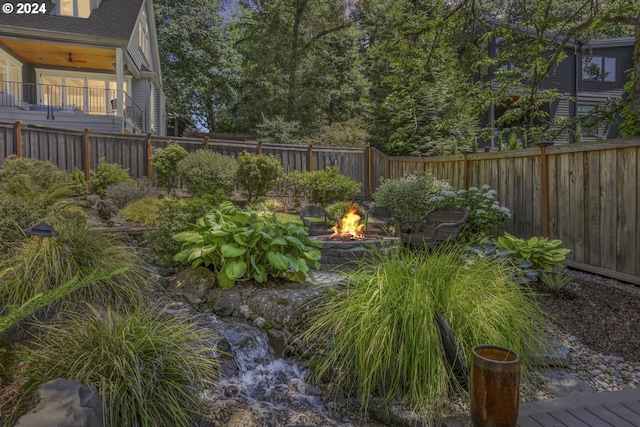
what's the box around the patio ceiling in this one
[0,38,116,71]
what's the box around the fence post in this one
[308,144,314,171]
[204,136,209,150]
[539,143,552,238]
[258,141,263,155]
[366,146,372,199]
[84,128,90,181]
[386,155,391,179]
[463,151,470,189]
[14,121,22,158]
[146,133,153,184]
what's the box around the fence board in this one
[617,148,637,275]
[586,151,601,267]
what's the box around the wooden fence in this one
[1,121,638,284]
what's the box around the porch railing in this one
[0,80,144,131]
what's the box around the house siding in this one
[131,78,149,132]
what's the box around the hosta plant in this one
[495,232,571,271]
[173,201,321,288]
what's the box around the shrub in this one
[1,157,68,190]
[237,152,284,202]
[275,171,308,211]
[176,149,238,196]
[495,233,571,271]
[311,118,370,148]
[146,196,221,268]
[173,201,321,288]
[304,166,361,206]
[119,196,164,225]
[325,201,364,220]
[373,174,451,222]
[429,185,511,237]
[303,247,550,415]
[0,213,147,309]
[106,178,159,209]
[151,142,189,194]
[69,167,89,194]
[18,304,217,427]
[89,158,134,197]
[0,193,48,254]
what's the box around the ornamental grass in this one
[303,245,550,416]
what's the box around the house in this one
[0,0,166,135]
[480,20,634,147]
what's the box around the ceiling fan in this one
[65,52,88,64]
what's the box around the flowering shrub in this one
[373,174,451,222]
[429,185,511,237]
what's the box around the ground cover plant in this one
[303,246,550,416]
[12,304,218,427]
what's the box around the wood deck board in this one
[580,405,635,426]
[602,402,640,425]
[547,409,591,426]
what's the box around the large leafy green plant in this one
[236,152,283,202]
[495,232,571,271]
[173,202,321,288]
[304,166,361,206]
[151,142,189,194]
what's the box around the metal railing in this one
[0,80,144,131]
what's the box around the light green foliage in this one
[119,197,164,225]
[0,269,122,335]
[69,167,89,193]
[256,116,303,145]
[106,178,159,209]
[173,201,321,288]
[1,157,68,190]
[303,247,549,415]
[20,304,218,427]
[307,118,371,148]
[247,198,283,212]
[495,232,571,271]
[147,196,221,268]
[0,213,147,309]
[540,271,573,293]
[151,143,189,194]
[237,152,284,202]
[89,157,135,197]
[428,185,511,237]
[373,174,451,222]
[303,166,361,206]
[176,149,238,197]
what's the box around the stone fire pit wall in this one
[312,236,400,271]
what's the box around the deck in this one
[444,387,640,426]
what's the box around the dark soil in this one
[532,271,640,363]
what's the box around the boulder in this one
[16,378,102,427]
[171,267,217,306]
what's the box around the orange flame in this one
[331,203,364,239]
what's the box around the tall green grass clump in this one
[303,246,549,416]
[0,214,147,309]
[15,304,218,427]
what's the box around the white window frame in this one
[56,0,94,18]
[138,9,151,61]
[582,56,616,82]
[36,68,131,114]
[0,49,24,99]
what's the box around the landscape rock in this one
[171,266,216,306]
[15,378,102,427]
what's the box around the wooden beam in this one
[84,128,90,181]
[539,145,551,238]
[146,133,152,184]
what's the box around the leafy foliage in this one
[303,247,549,415]
[373,174,451,222]
[89,157,135,197]
[306,118,371,148]
[151,143,189,194]
[0,193,48,254]
[495,232,571,271]
[275,171,308,211]
[19,304,218,427]
[303,166,361,206]
[325,201,364,220]
[428,185,511,237]
[147,196,221,268]
[173,201,321,288]
[236,152,284,202]
[176,149,238,196]
[106,178,159,209]
[256,116,303,145]
[119,197,164,225]
[1,157,68,190]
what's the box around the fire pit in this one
[311,203,399,271]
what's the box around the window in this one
[138,9,151,60]
[494,38,515,72]
[582,56,616,82]
[58,0,91,18]
[0,51,23,98]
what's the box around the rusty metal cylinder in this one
[470,345,521,427]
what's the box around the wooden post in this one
[204,136,209,150]
[84,128,90,181]
[308,144,313,171]
[422,157,426,176]
[146,133,153,184]
[14,121,22,158]
[366,146,372,199]
[539,144,551,238]
[386,155,391,179]
[258,141,263,155]
[463,152,470,190]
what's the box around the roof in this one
[0,0,144,43]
